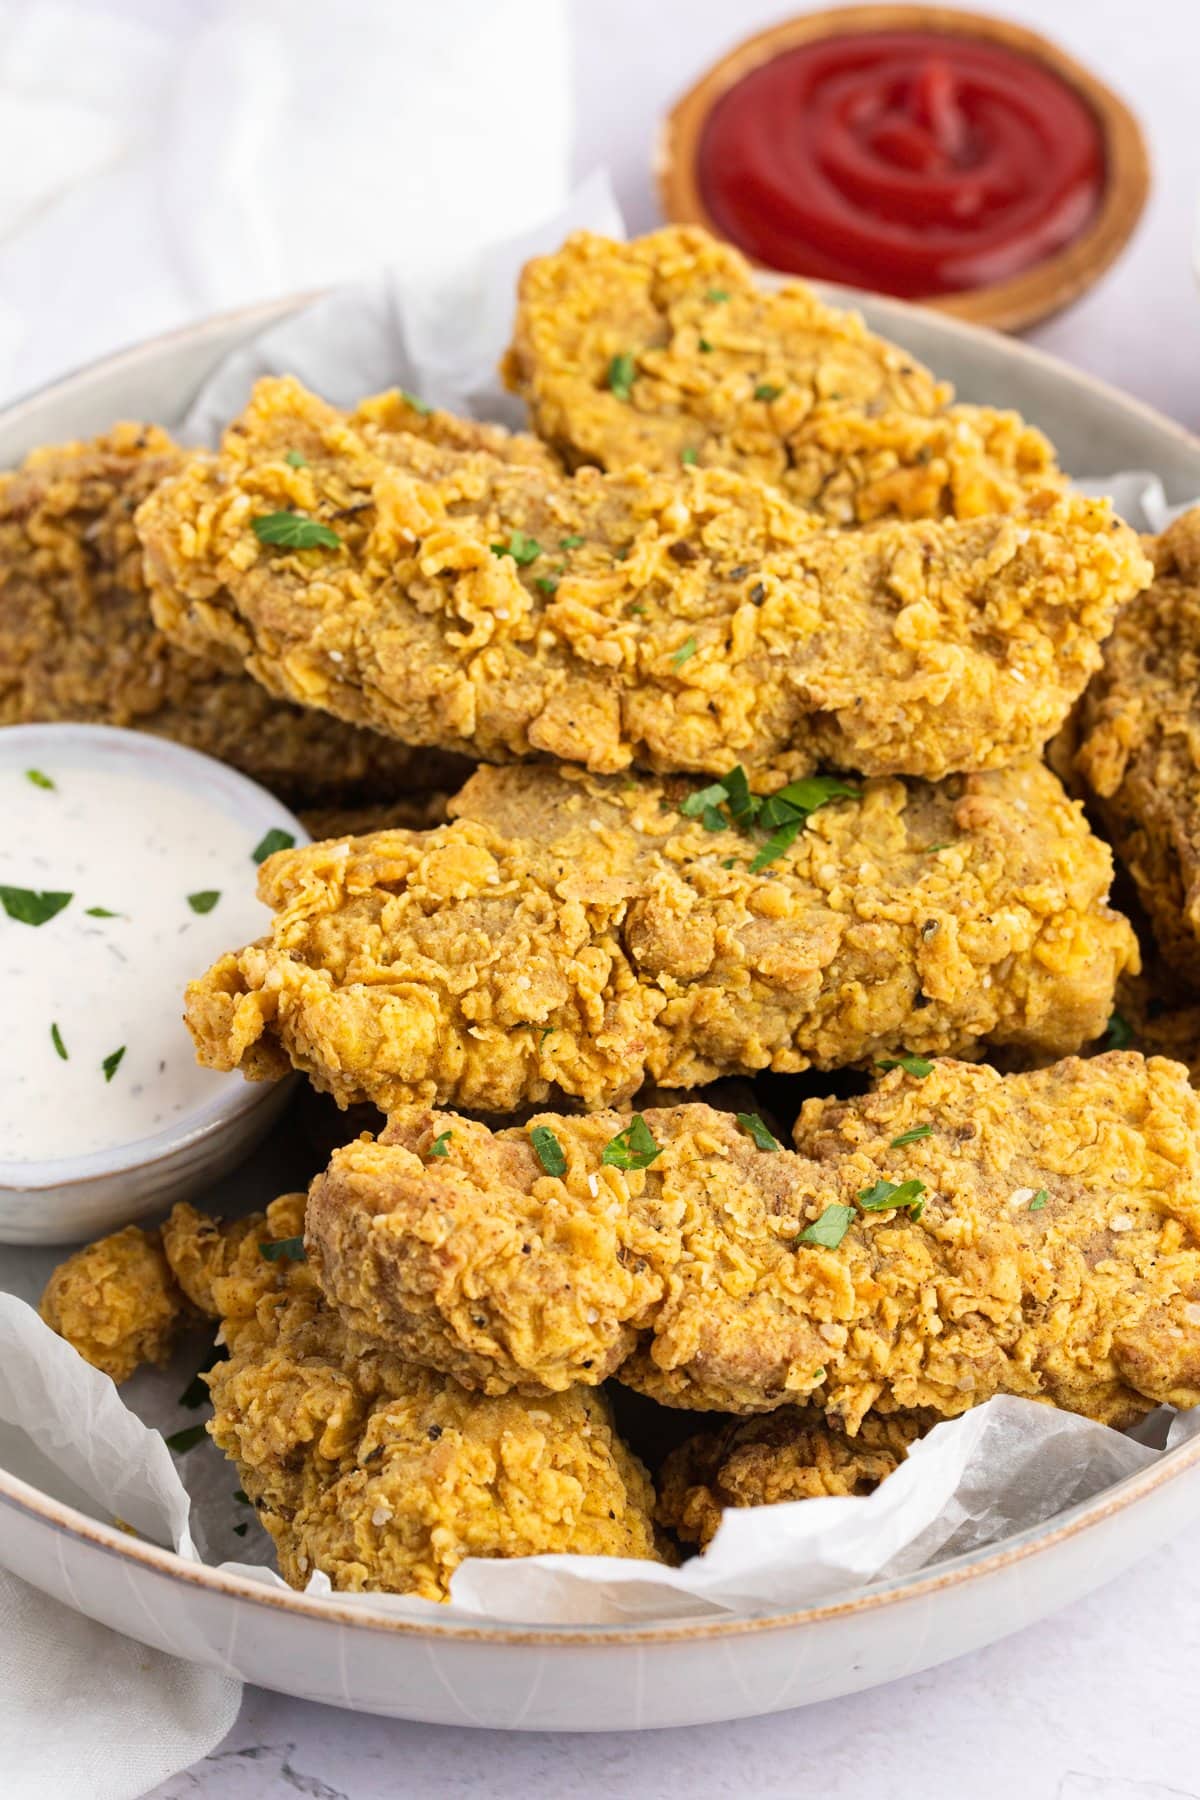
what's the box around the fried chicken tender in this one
[297,794,452,842]
[1073,507,1200,987]
[184,759,1135,1114]
[41,1195,661,1599]
[658,1410,926,1548]
[136,376,1147,784]
[502,226,1064,524]
[38,1225,188,1383]
[305,1055,1200,1429]
[0,426,466,806]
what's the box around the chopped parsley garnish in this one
[251,828,296,864]
[187,890,221,915]
[671,636,698,669]
[857,1177,926,1218]
[102,1046,126,1083]
[284,449,308,468]
[679,768,859,872]
[699,338,713,353]
[1102,1011,1133,1051]
[165,1423,208,1454]
[754,383,783,402]
[252,511,342,551]
[797,1204,855,1249]
[890,1123,932,1148]
[85,905,119,918]
[535,575,559,596]
[607,352,637,400]
[601,1113,661,1171]
[559,534,584,550]
[736,1112,780,1152]
[530,1124,567,1178]
[680,447,698,466]
[428,1130,453,1158]
[0,886,72,927]
[232,1522,249,1537]
[234,1489,250,1504]
[876,1053,935,1078]
[490,530,541,566]
[25,768,54,790]
[259,1236,306,1262]
[399,388,431,415]
[50,1022,67,1061]
[1029,1189,1049,1212]
[705,288,729,303]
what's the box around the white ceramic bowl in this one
[0,723,304,1245]
[0,293,1198,1731]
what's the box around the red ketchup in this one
[696,31,1106,296]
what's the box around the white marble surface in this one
[128,0,1200,1791]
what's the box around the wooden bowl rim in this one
[657,4,1151,333]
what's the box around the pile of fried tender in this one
[29,225,1200,1603]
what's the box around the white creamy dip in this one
[0,757,295,1162]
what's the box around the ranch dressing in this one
[0,759,294,1162]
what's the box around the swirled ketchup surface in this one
[697,31,1106,296]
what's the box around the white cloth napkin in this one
[0,2,572,1791]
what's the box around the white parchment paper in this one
[2,181,1197,1627]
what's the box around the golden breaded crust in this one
[1074,508,1200,987]
[39,1225,189,1383]
[305,1056,1200,1428]
[297,793,453,842]
[136,377,1147,784]
[349,389,561,473]
[502,227,1063,523]
[183,759,1135,1114]
[658,1409,925,1548]
[0,425,465,806]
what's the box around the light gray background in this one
[153,1,1200,1792]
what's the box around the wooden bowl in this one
[658,5,1150,333]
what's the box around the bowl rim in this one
[0,723,308,1190]
[657,3,1151,333]
[1,288,1199,1647]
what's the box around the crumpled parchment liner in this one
[2,176,1197,1627]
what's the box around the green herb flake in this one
[259,1236,306,1262]
[1029,1189,1049,1212]
[540,1026,555,1046]
[0,886,72,927]
[490,529,541,566]
[284,449,308,468]
[679,767,859,873]
[754,383,783,402]
[165,1423,208,1454]
[85,905,119,918]
[234,1489,250,1504]
[601,1113,662,1171]
[252,511,342,551]
[400,388,432,416]
[50,1022,68,1062]
[736,1112,780,1152]
[680,447,698,466]
[559,534,585,550]
[251,827,296,865]
[680,780,729,821]
[857,1177,927,1215]
[428,1130,453,1159]
[890,1123,932,1148]
[232,1522,249,1537]
[698,338,713,353]
[535,575,559,596]
[530,1124,567,1178]
[671,636,698,669]
[1102,1011,1134,1051]
[749,818,803,873]
[705,288,730,303]
[187,890,221,915]
[876,1053,935,1078]
[607,352,637,401]
[101,1046,126,1083]
[797,1204,855,1250]
[25,768,55,790]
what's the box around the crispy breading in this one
[348,388,561,473]
[1073,508,1200,987]
[297,794,453,842]
[183,759,1135,1114]
[38,1225,189,1383]
[136,376,1147,784]
[658,1409,926,1548]
[0,426,467,806]
[305,1056,1200,1429]
[502,226,1064,523]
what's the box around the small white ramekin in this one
[0,723,307,1245]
